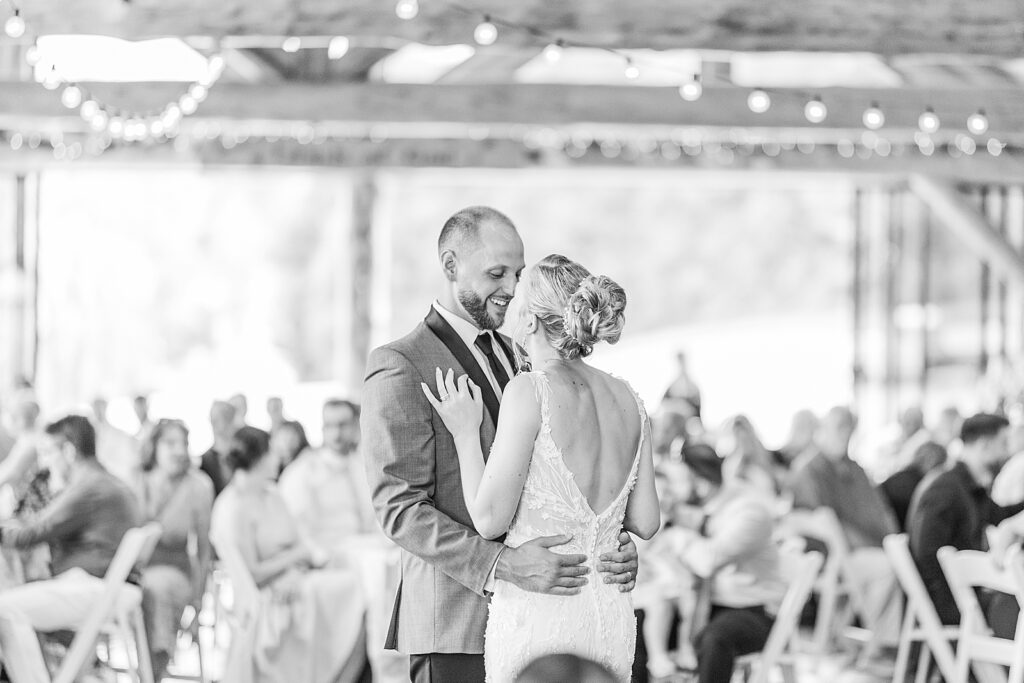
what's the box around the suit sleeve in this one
[362,345,503,596]
[912,485,961,624]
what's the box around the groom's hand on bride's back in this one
[495,535,589,596]
[597,531,639,593]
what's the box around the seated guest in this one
[0,415,141,683]
[269,420,309,476]
[990,423,1024,506]
[136,419,214,680]
[199,400,237,497]
[278,400,376,556]
[880,441,948,532]
[909,413,1024,637]
[789,406,901,643]
[211,426,366,683]
[775,410,818,470]
[661,443,786,683]
[718,415,778,496]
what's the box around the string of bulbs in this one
[2,0,224,144]
[392,0,996,139]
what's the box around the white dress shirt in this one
[432,301,515,398]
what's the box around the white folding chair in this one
[736,551,824,683]
[209,532,261,683]
[53,522,163,683]
[937,545,1024,683]
[884,534,961,683]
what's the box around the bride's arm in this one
[623,418,660,540]
[423,370,539,540]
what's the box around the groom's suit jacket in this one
[362,306,516,655]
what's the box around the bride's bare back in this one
[542,364,643,515]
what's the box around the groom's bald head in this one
[438,206,517,257]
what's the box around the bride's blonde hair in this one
[518,254,626,361]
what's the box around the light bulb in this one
[179,94,198,115]
[79,100,99,120]
[282,37,301,53]
[149,120,166,138]
[967,109,989,135]
[863,102,884,130]
[60,85,82,109]
[919,108,940,134]
[679,75,702,102]
[89,111,108,131]
[24,45,40,66]
[804,97,827,124]
[988,138,1004,156]
[5,12,25,39]
[395,0,419,20]
[41,67,61,91]
[328,36,350,60]
[624,60,640,80]
[747,89,771,114]
[474,18,497,46]
[543,42,563,64]
[189,84,208,101]
[108,117,126,138]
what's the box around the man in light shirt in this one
[279,398,376,552]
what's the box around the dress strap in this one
[527,371,552,434]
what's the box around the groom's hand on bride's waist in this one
[597,531,639,593]
[494,535,589,596]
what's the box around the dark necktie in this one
[475,332,511,392]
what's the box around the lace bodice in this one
[505,371,646,562]
[485,370,646,683]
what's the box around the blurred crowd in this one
[0,348,1023,683]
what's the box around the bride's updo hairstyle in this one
[524,254,626,360]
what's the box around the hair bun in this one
[562,274,626,357]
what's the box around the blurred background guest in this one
[228,393,250,432]
[880,441,948,533]
[718,415,779,496]
[270,419,310,476]
[662,351,701,421]
[211,426,366,683]
[0,415,140,682]
[136,419,214,680]
[775,410,818,469]
[200,400,237,497]
[91,396,142,484]
[266,396,286,434]
[133,394,155,443]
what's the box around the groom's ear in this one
[441,250,458,282]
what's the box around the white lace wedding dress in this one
[484,371,646,683]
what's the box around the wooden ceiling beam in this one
[2,82,1023,137]
[11,0,1024,57]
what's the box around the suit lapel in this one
[424,308,502,428]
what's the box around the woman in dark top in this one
[137,420,214,679]
[880,440,947,531]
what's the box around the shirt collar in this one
[432,300,488,350]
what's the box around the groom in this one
[362,206,639,682]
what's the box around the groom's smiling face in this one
[452,220,525,330]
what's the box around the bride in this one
[422,254,660,682]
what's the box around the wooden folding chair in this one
[937,545,1024,683]
[736,550,824,683]
[52,522,163,683]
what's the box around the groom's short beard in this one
[458,289,501,330]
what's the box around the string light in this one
[863,102,884,130]
[328,36,350,60]
[60,85,82,109]
[281,37,302,53]
[474,16,498,46]
[4,11,25,38]
[395,0,419,20]
[804,97,827,124]
[747,89,771,114]
[678,75,702,102]
[919,108,940,134]
[542,41,563,64]
[624,59,640,80]
[79,100,99,120]
[24,44,40,66]
[967,109,989,136]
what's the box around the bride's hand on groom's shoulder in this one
[421,367,484,435]
[598,531,639,593]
